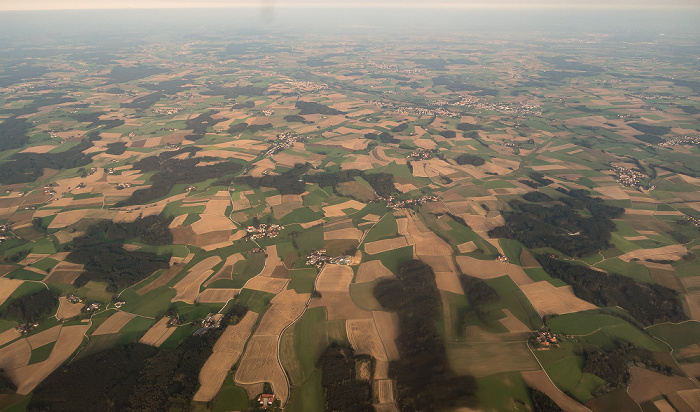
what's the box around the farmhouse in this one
[258,393,275,409]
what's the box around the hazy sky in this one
[2,0,699,10]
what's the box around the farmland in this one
[0,7,699,412]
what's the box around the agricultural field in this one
[0,7,699,412]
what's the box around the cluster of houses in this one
[245,224,284,240]
[532,330,560,348]
[0,224,12,243]
[164,143,182,150]
[496,255,509,262]
[152,107,182,115]
[116,182,132,190]
[611,165,648,190]
[114,301,125,309]
[285,80,328,92]
[16,322,39,335]
[377,194,439,210]
[265,132,308,157]
[248,248,265,254]
[184,186,197,192]
[658,134,700,148]
[408,149,433,160]
[106,167,115,175]
[262,109,274,117]
[83,302,101,312]
[257,393,276,409]
[43,185,57,196]
[305,249,352,268]
[195,313,223,336]
[686,214,700,229]
[66,295,82,304]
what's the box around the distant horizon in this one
[2,0,699,11]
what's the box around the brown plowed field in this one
[193,312,258,402]
[520,249,540,268]
[92,311,137,336]
[521,370,590,412]
[627,367,696,403]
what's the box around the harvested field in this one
[9,324,89,395]
[499,309,531,333]
[521,370,589,412]
[519,282,597,316]
[627,367,696,404]
[309,292,373,321]
[316,265,354,293]
[27,325,61,349]
[204,253,244,287]
[355,260,395,283]
[456,256,532,285]
[0,339,31,370]
[447,342,539,377]
[193,312,258,402]
[273,201,303,220]
[139,317,176,347]
[0,328,21,347]
[203,199,230,216]
[686,292,700,321]
[0,278,24,306]
[457,241,478,253]
[196,288,239,303]
[682,276,700,290]
[136,253,192,295]
[256,245,283,278]
[641,262,683,292]
[171,256,221,304]
[434,271,464,295]
[255,294,308,336]
[56,297,84,320]
[235,335,289,404]
[347,319,388,361]
[47,209,87,229]
[653,399,676,412]
[92,311,138,336]
[458,213,505,232]
[190,214,236,235]
[45,267,84,284]
[373,311,399,361]
[619,245,688,262]
[364,237,409,254]
[374,380,395,404]
[325,227,364,241]
[244,277,288,294]
[323,200,366,218]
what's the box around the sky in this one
[2,0,699,10]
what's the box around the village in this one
[658,134,700,147]
[245,223,284,240]
[611,165,648,190]
[265,132,308,157]
[375,194,440,210]
[305,248,353,268]
[529,330,561,349]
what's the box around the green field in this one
[349,280,384,311]
[361,245,414,275]
[118,287,176,318]
[28,342,56,365]
[476,372,532,412]
[363,213,396,243]
[285,370,324,412]
[211,378,250,412]
[545,356,584,392]
[647,321,700,350]
[236,289,274,313]
[287,268,318,294]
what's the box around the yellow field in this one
[364,237,409,254]
[196,288,239,303]
[316,264,354,293]
[324,227,364,241]
[138,317,176,347]
[0,338,31,370]
[347,319,388,361]
[9,324,89,395]
[171,256,222,304]
[0,278,24,306]
[309,292,373,321]
[26,325,61,349]
[234,335,289,404]
[193,312,259,402]
[519,281,597,316]
[323,200,366,218]
[244,277,289,294]
[499,309,531,333]
[619,244,688,262]
[92,311,138,336]
[356,260,395,283]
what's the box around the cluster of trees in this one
[295,101,344,115]
[107,65,166,84]
[454,154,485,166]
[67,216,174,290]
[488,189,624,257]
[538,255,687,325]
[116,154,242,207]
[121,92,164,110]
[364,132,400,144]
[318,343,374,412]
[283,114,313,124]
[0,370,17,394]
[373,260,478,411]
[70,112,124,130]
[582,340,672,397]
[201,85,267,99]
[141,78,192,95]
[237,163,310,195]
[5,289,58,323]
[185,110,224,138]
[0,117,31,151]
[459,275,499,307]
[228,122,272,134]
[439,130,456,139]
[232,101,255,109]
[28,304,248,411]
[432,75,498,96]
[391,123,409,133]
[0,137,96,185]
[106,142,128,155]
[304,168,398,197]
[530,388,563,412]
